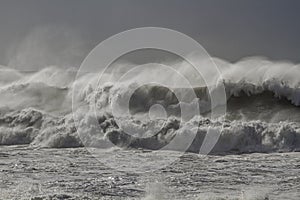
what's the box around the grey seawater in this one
[1,65,300,199]
[0,145,299,200]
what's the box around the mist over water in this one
[6,26,87,71]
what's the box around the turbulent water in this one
[0,57,300,199]
[0,145,299,200]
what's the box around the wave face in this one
[1,57,300,154]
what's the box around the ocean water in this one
[0,146,299,199]
[0,57,300,199]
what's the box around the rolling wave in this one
[0,57,300,154]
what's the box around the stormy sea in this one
[0,57,300,200]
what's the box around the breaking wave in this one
[0,57,300,154]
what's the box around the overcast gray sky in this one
[0,0,300,68]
